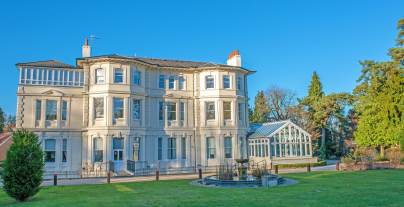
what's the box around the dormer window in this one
[205,75,214,89]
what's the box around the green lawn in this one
[1,170,404,207]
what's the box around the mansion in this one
[15,40,253,177]
[15,40,315,178]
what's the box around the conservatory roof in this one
[248,120,289,139]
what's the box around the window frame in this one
[95,68,105,84]
[168,76,175,90]
[224,137,232,158]
[167,137,177,160]
[206,102,215,120]
[132,99,141,120]
[223,75,230,89]
[45,100,57,121]
[94,97,105,119]
[114,68,124,84]
[167,102,177,121]
[159,74,165,89]
[206,137,216,159]
[113,97,124,119]
[133,70,141,85]
[205,75,215,89]
[35,100,41,121]
[93,137,103,162]
[62,139,67,162]
[44,139,56,163]
[223,101,232,120]
[178,76,185,90]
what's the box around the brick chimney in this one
[82,38,91,58]
[226,50,241,67]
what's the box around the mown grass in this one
[1,169,404,207]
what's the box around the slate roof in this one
[16,60,76,69]
[248,120,289,139]
[77,54,255,72]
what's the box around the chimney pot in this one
[227,50,241,67]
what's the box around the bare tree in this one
[265,86,297,121]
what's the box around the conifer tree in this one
[251,91,269,123]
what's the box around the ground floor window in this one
[113,138,124,161]
[168,138,176,160]
[62,139,67,162]
[45,139,56,162]
[224,137,232,158]
[206,137,216,159]
[93,137,103,162]
[133,138,140,161]
[158,137,163,160]
[181,137,186,159]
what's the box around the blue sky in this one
[0,0,403,115]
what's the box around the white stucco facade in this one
[15,51,254,177]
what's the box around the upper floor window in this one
[168,138,176,160]
[169,76,175,89]
[205,75,214,89]
[237,76,242,90]
[35,100,41,121]
[61,100,68,121]
[206,102,215,120]
[159,75,165,89]
[179,76,185,90]
[113,98,124,119]
[223,102,231,120]
[95,68,105,84]
[132,99,141,120]
[45,100,57,121]
[223,75,230,89]
[44,139,56,162]
[238,103,243,121]
[180,102,185,121]
[167,102,176,121]
[159,101,164,121]
[94,98,104,119]
[133,70,141,85]
[114,68,123,83]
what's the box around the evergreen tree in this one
[251,91,269,123]
[0,107,5,133]
[354,18,404,157]
[2,129,44,201]
[302,72,351,159]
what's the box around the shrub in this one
[341,154,356,165]
[277,161,327,169]
[1,129,44,201]
[386,147,402,166]
[353,148,375,164]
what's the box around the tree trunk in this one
[321,128,326,149]
[380,145,385,158]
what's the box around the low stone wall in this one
[340,161,404,171]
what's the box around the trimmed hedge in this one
[277,160,327,169]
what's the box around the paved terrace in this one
[38,163,336,187]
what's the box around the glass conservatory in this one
[248,120,314,163]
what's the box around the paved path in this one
[39,164,337,187]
